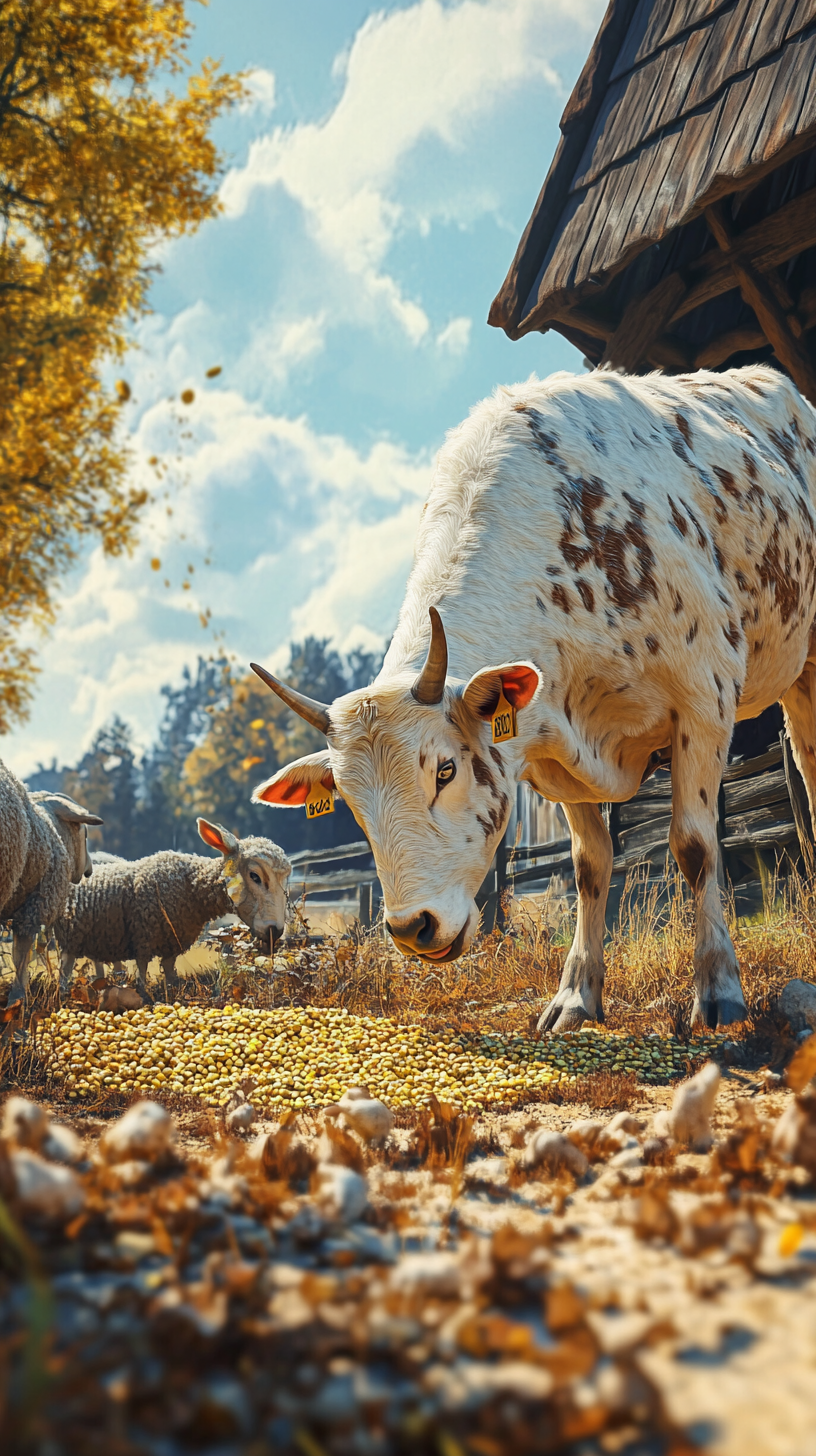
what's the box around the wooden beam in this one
[601,273,688,370]
[672,185,816,325]
[703,202,816,406]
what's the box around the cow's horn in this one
[412,606,448,705]
[250,662,332,735]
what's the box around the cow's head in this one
[250,610,539,961]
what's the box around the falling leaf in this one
[250,718,265,730]
[182,580,191,590]
[148,455,159,466]
[241,755,263,771]
[205,365,222,378]
[779,1223,804,1257]
[115,379,131,401]
[180,388,194,404]
[150,557,161,570]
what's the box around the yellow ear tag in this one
[305,781,335,819]
[491,689,517,744]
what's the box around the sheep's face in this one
[30,793,102,883]
[235,855,289,950]
[197,819,291,953]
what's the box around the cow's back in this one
[386,366,816,725]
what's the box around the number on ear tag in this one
[305,782,335,819]
[491,689,517,744]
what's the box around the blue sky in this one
[4,0,603,778]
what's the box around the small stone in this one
[100,1100,174,1164]
[326,1087,394,1144]
[2,1096,48,1150]
[779,979,816,1035]
[225,1103,255,1135]
[11,1148,84,1221]
[314,1163,368,1224]
[656,1061,720,1152]
[524,1129,589,1178]
[41,1122,85,1164]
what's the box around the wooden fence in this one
[286,733,815,934]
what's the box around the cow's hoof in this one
[537,992,600,1034]
[692,996,747,1030]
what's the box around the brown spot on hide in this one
[576,578,595,612]
[555,475,658,614]
[574,854,597,901]
[734,570,751,592]
[551,584,571,614]
[617,751,624,768]
[723,620,741,649]
[513,403,527,412]
[471,754,496,795]
[713,673,723,694]
[759,523,801,624]
[673,591,684,613]
[684,503,707,550]
[489,747,505,774]
[623,641,635,657]
[476,814,493,841]
[616,683,629,692]
[714,466,741,500]
[699,788,708,805]
[687,620,698,645]
[670,708,678,723]
[753,639,764,653]
[713,541,726,574]
[733,680,742,704]
[535,595,548,617]
[669,497,688,538]
[564,693,572,724]
[546,564,563,577]
[675,411,693,450]
[681,733,689,750]
[743,378,767,398]
[675,834,709,889]
[419,752,426,768]
[645,635,659,654]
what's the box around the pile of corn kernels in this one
[39,1003,724,1107]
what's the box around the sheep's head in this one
[31,792,103,882]
[198,818,290,951]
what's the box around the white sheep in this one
[55,818,290,1000]
[653,1061,721,1151]
[0,760,102,1005]
[325,1087,395,1145]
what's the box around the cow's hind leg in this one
[780,664,816,845]
[670,718,745,1029]
[537,802,612,1033]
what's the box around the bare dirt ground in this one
[2,1060,814,1456]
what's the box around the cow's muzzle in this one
[387,913,468,963]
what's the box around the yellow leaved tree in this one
[0,0,243,730]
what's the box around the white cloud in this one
[220,0,599,340]
[436,316,472,355]
[239,67,277,114]
[1,387,432,777]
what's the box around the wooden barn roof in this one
[490,0,816,401]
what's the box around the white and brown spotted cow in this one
[250,365,816,1032]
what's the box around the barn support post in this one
[704,202,816,408]
[358,881,372,930]
[601,273,688,371]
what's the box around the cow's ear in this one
[252,750,337,807]
[462,663,540,721]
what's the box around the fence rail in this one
[286,730,815,935]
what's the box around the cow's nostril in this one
[386,911,439,948]
[415,911,437,946]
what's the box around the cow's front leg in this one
[538,802,612,1033]
[670,723,745,1029]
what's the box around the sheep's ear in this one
[35,792,103,827]
[252,750,336,807]
[197,818,239,855]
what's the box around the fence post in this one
[358,882,372,929]
[782,731,814,869]
[495,836,509,932]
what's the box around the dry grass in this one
[2,859,815,1063]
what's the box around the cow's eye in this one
[436,759,456,789]
[249,871,262,886]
